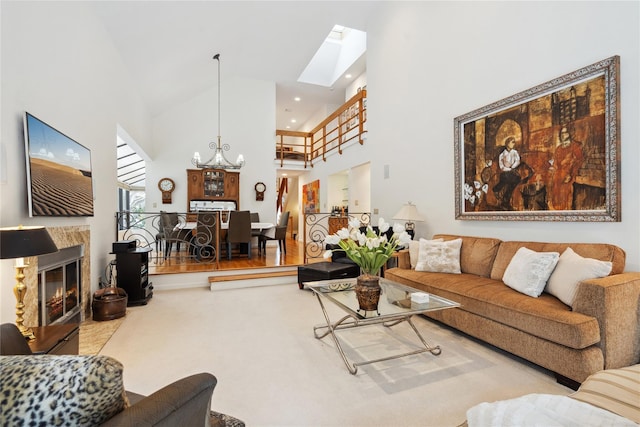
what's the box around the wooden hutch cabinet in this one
[328,216,349,235]
[187,169,240,216]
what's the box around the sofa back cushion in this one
[491,241,626,281]
[433,234,502,278]
[0,355,128,426]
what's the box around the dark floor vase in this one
[355,274,381,312]
[92,287,128,321]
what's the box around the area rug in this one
[100,286,572,426]
[78,316,125,355]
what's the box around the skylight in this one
[116,125,148,188]
[297,25,366,88]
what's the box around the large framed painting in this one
[303,179,320,213]
[454,56,620,221]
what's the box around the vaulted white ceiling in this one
[89,1,377,131]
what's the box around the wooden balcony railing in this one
[275,89,367,168]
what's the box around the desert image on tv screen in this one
[25,113,94,216]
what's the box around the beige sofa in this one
[385,234,640,386]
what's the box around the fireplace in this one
[37,245,84,326]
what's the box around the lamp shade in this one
[393,203,425,222]
[0,226,58,259]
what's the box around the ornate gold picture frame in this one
[454,56,620,221]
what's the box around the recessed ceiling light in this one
[282,173,288,176]
[294,97,301,102]
[291,119,297,123]
[345,74,352,79]
[286,125,291,129]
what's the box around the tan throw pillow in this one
[409,238,443,269]
[502,247,559,297]
[545,247,612,307]
[415,238,462,274]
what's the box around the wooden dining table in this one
[174,219,275,262]
[178,221,275,234]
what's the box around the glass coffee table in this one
[307,277,460,375]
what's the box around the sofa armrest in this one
[101,373,217,427]
[573,272,640,369]
[395,249,411,269]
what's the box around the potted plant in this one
[324,218,411,311]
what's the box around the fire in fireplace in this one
[37,245,83,326]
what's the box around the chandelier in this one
[192,54,245,170]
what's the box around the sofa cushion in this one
[433,234,502,278]
[384,268,601,349]
[545,247,612,307]
[491,241,625,281]
[0,355,128,426]
[502,247,559,297]
[415,238,462,273]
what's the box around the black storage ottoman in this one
[297,261,360,289]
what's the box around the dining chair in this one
[250,212,262,245]
[160,212,184,259]
[226,210,252,260]
[259,211,289,256]
[155,211,167,262]
[192,212,218,261]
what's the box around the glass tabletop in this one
[307,278,460,319]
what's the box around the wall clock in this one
[158,178,175,204]
[255,182,266,201]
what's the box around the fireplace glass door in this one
[38,245,83,326]
[42,266,64,324]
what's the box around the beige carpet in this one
[79,316,126,355]
[99,285,572,426]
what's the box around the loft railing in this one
[275,89,367,168]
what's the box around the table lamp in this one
[0,225,58,340]
[393,202,425,239]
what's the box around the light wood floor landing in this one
[149,237,308,276]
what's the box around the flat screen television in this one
[24,112,94,217]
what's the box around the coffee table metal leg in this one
[406,316,441,355]
[313,293,359,374]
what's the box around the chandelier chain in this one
[191,53,244,170]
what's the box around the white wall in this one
[306,1,639,271]
[148,75,277,223]
[349,162,371,214]
[327,172,347,211]
[0,2,152,323]
[346,72,367,99]
[366,1,640,271]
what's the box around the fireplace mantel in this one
[23,226,90,326]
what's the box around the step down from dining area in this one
[208,270,296,283]
[208,268,298,291]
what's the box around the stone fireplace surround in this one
[22,225,91,327]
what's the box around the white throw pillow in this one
[415,238,462,274]
[545,247,612,307]
[502,247,559,297]
[409,238,443,269]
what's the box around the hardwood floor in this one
[148,236,307,275]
